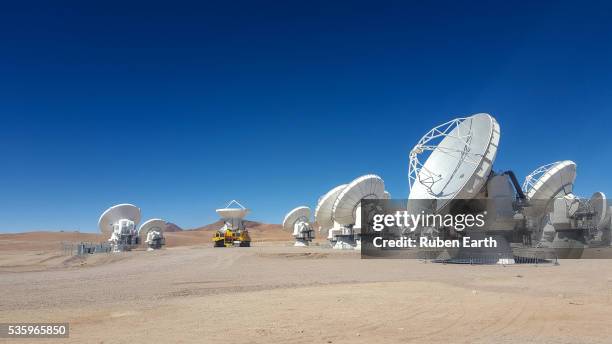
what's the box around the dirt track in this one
[1,238,612,344]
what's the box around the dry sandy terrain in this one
[1,231,612,344]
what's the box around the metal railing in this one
[61,242,112,256]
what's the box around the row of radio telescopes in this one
[98,204,166,252]
[283,174,390,249]
[283,113,612,263]
[98,113,612,262]
[97,200,254,251]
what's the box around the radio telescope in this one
[283,206,314,246]
[521,161,582,249]
[522,161,612,253]
[314,184,347,241]
[522,161,576,205]
[407,114,520,264]
[408,113,499,212]
[331,174,386,250]
[98,204,141,253]
[213,200,251,247]
[138,219,166,251]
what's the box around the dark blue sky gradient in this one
[1,1,612,232]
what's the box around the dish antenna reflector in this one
[333,174,385,225]
[98,204,141,236]
[331,174,386,249]
[314,184,347,234]
[590,192,610,230]
[138,219,166,251]
[522,161,576,201]
[216,199,250,219]
[98,204,141,252]
[408,113,499,210]
[283,206,314,246]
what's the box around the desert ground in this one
[2,229,612,344]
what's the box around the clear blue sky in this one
[1,1,611,232]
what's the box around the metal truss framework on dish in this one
[408,113,499,210]
[409,116,492,191]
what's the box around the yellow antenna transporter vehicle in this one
[213,200,252,247]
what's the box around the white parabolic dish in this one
[314,184,347,230]
[332,175,385,226]
[216,200,250,219]
[590,192,609,229]
[408,113,500,210]
[216,208,249,219]
[138,219,166,240]
[522,161,576,201]
[98,204,141,236]
[282,206,310,232]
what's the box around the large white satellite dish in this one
[408,113,500,210]
[216,199,250,219]
[522,161,600,254]
[314,184,347,232]
[332,174,385,226]
[98,204,141,236]
[138,218,166,250]
[283,206,310,232]
[522,161,576,201]
[283,206,314,246]
[138,219,166,241]
[590,192,610,229]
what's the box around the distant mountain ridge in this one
[164,222,183,232]
[2,221,287,243]
[173,220,289,242]
[189,220,278,232]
